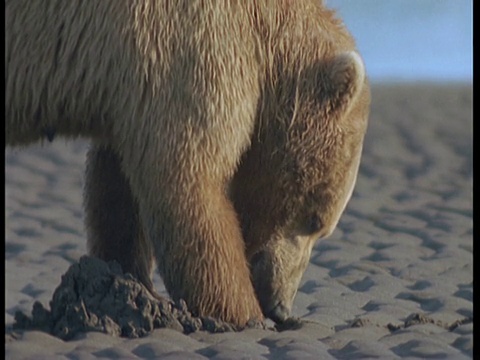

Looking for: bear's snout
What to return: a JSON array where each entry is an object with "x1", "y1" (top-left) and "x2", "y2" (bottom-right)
[
  {"x1": 266, "y1": 303, "x2": 291, "y2": 324},
  {"x1": 250, "y1": 248, "x2": 299, "y2": 324}
]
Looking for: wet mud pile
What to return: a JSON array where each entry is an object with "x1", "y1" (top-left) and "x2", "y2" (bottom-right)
[{"x1": 13, "y1": 256, "x2": 266, "y2": 340}]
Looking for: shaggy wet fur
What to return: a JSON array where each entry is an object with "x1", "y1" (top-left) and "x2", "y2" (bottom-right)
[{"x1": 6, "y1": 0, "x2": 370, "y2": 326}]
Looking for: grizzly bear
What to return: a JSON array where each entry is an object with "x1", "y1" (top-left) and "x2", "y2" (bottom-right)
[{"x1": 6, "y1": 0, "x2": 370, "y2": 327}]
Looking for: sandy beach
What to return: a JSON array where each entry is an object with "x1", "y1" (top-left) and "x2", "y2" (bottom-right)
[{"x1": 5, "y1": 83, "x2": 473, "y2": 359}]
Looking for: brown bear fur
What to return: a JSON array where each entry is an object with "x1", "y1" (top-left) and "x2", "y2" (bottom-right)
[
  {"x1": 232, "y1": 50, "x2": 370, "y2": 322},
  {"x1": 6, "y1": 0, "x2": 370, "y2": 326}
]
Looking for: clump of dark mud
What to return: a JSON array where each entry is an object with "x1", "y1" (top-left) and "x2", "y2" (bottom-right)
[{"x1": 13, "y1": 256, "x2": 266, "y2": 340}]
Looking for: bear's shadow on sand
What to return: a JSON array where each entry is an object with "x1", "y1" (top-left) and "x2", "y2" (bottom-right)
[{"x1": 12, "y1": 256, "x2": 278, "y2": 340}]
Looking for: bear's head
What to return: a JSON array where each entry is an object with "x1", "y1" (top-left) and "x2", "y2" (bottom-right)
[{"x1": 232, "y1": 51, "x2": 370, "y2": 324}]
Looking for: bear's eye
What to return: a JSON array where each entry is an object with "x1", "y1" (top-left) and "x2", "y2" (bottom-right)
[{"x1": 305, "y1": 214, "x2": 323, "y2": 235}]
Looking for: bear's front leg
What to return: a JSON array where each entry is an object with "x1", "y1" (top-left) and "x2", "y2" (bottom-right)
[
  {"x1": 84, "y1": 144, "x2": 156, "y2": 295},
  {"x1": 119, "y1": 141, "x2": 264, "y2": 327}
]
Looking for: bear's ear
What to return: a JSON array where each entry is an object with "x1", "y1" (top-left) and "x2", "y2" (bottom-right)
[{"x1": 314, "y1": 51, "x2": 366, "y2": 117}]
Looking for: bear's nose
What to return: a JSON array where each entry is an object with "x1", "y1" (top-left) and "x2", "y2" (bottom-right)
[{"x1": 266, "y1": 303, "x2": 290, "y2": 324}]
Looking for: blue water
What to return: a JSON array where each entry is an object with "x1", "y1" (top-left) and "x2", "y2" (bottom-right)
[{"x1": 326, "y1": 0, "x2": 473, "y2": 83}]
